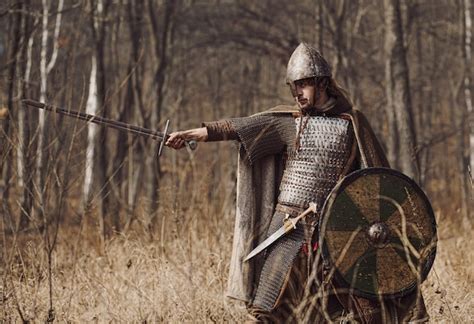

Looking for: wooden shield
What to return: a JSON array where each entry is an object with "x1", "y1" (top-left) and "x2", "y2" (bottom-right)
[{"x1": 319, "y1": 168, "x2": 437, "y2": 299}]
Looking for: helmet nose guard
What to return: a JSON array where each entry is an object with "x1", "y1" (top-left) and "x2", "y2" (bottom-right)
[{"x1": 286, "y1": 43, "x2": 332, "y2": 94}]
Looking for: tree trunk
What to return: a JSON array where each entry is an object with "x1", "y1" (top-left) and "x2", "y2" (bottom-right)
[
  {"x1": 413, "y1": 13, "x2": 430, "y2": 187},
  {"x1": 383, "y1": 0, "x2": 419, "y2": 180},
  {"x1": 17, "y1": 3, "x2": 35, "y2": 230},
  {"x1": 461, "y1": 0, "x2": 473, "y2": 220},
  {"x1": 146, "y1": 0, "x2": 176, "y2": 235},
  {"x1": 111, "y1": 0, "x2": 146, "y2": 232},
  {"x1": 1, "y1": 1, "x2": 23, "y2": 230},
  {"x1": 317, "y1": 0, "x2": 324, "y2": 54},
  {"x1": 90, "y1": 0, "x2": 112, "y2": 236},
  {"x1": 35, "y1": 0, "x2": 64, "y2": 221},
  {"x1": 83, "y1": 55, "x2": 99, "y2": 213}
]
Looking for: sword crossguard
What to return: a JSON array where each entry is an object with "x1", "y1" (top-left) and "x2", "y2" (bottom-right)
[
  {"x1": 158, "y1": 119, "x2": 170, "y2": 156},
  {"x1": 309, "y1": 202, "x2": 317, "y2": 213},
  {"x1": 289, "y1": 218, "x2": 297, "y2": 229},
  {"x1": 283, "y1": 213, "x2": 297, "y2": 229}
]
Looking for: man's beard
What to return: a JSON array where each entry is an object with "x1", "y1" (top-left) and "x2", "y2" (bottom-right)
[
  {"x1": 297, "y1": 98, "x2": 311, "y2": 109},
  {"x1": 298, "y1": 94, "x2": 318, "y2": 112},
  {"x1": 299, "y1": 89, "x2": 323, "y2": 113}
]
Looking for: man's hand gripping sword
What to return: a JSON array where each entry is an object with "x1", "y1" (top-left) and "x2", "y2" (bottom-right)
[{"x1": 244, "y1": 202, "x2": 317, "y2": 262}]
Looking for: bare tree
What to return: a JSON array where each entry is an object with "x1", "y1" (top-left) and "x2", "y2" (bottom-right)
[
  {"x1": 384, "y1": 0, "x2": 419, "y2": 179},
  {"x1": 1, "y1": 1, "x2": 24, "y2": 231},
  {"x1": 145, "y1": 0, "x2": 176, "y2": 234},
  {"x1": 82, "y1": 55, "x2": 99, "y2": 217},
  {"x1": 35, "y1": 0, "x2": 64, "y2": 221},
  {"x1": 16, "y1": 3, "x2": 36, "y2": 230},
  {"x1": 113, "y1": 0, "x2": 147, "y2": 231},
  {"x1": 90, "y1": 0, "x2": 112, "y2": 236},
  {"x1": 325, "y1": 0, "x2": 364, "y2": 106},
  {"x1": 461, "y1": 0, "x2": 473, "y2": 219}
]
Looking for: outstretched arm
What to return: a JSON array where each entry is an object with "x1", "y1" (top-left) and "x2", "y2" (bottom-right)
[
  {"x1": 166, "y1": 120, "x2": 239, "y2": 150},
  {"x1": 166, "y1": 127, "x2": 208, "y2": 150}
]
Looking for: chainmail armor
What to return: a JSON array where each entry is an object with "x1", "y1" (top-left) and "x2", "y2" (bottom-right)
[
  {"x1": 229, "y1": 115, "x2": 296, "y2": 165},
  {"x1": 278, "y1": 116, "x2": 353, "y2": 209},
  {"x1": 253, "y1": 116, "x2": 353, "y2": 311},
  {"x1": 252, "y1": 208, "x2": 306, "y2": 311}
]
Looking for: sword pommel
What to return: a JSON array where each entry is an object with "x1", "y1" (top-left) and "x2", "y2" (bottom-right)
[{"x1": 187, "y1": 140, "x2": 198, "y2": 150}]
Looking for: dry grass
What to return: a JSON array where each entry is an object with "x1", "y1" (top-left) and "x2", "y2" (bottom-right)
[
  {"x1": 1, "y1": 210, "x2": 473, "y2": 322},
  {"x1": 422, "y1": 217, "x2": 474, "y2": 323},
  {"x1": 2, "y1": 228, "x2": 247, "y2": 322}
]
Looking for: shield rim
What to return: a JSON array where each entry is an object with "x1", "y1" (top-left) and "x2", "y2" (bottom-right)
[{"x1": 318, "y1": 167, "x2": 437, "y2": 300}]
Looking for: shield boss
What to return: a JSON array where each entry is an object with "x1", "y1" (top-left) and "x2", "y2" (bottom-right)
[{"x1": 319, "y1": 168, "x2": 437, "y2": 299}]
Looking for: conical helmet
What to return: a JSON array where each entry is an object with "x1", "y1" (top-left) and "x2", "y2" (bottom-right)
[{"x1": 286, "y1": 43, "x2": 332, "y2": 88}]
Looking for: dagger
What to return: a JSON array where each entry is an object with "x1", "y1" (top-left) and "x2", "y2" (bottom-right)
[
  {"x1": 244, "y1": 202, "x2": 317, "y2": 262},
  {"x1": 22, "y1": 99, "x2": 197, "y2": 155}
]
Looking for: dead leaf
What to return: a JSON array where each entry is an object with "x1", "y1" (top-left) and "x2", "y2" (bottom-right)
[{"x1": 0, "y1": 107, "x2": 8, "y2": 119}]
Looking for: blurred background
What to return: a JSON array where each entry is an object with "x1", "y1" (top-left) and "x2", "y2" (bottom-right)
[{"x1": 0, "y1": 0, "x2": 472, "y2": 322}]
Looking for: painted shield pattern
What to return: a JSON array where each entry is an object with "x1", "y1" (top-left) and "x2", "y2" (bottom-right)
[{"x1": 319, "y1": 168, "x2": 437, "y2": 299}]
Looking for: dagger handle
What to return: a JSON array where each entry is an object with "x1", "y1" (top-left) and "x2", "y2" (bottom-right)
[
  {"x1": 284, "y1": 202, "x2": 317, "y2": 231},
  {"x1": 294, "y1": 203, "x2": 317, "y2": 222}
]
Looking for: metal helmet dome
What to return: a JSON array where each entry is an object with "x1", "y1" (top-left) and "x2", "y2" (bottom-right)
[{"x1": 286, "y1": 43, "x2": 332, "y2": 88}]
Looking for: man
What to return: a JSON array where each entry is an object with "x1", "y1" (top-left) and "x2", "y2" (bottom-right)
[{"x1": 166, "y1": 43, "x2": 428, "y2": 323}]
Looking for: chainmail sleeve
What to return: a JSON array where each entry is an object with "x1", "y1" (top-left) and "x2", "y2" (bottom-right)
[
  {"x1": 202, "y1": 114, "x2": 295, "y2": 164},
  {"x1": 202, "y1": 120, "x2": 239, "y2": 141},
  {"x1": 229, "y1": 114, "x2": 295, "y2": 165}
]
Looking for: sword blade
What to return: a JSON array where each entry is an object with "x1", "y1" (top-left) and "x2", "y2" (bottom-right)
[
  {"x1": 22, "y1": 99, "x2": 166, "y2": 141},
  {"x1": 244, "y1": 226, "x2": 289, "y2": 262}
]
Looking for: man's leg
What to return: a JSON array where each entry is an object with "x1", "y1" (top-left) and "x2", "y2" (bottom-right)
[{"x1": 246, "y1": 252, "x2": 307, "y2": 323}]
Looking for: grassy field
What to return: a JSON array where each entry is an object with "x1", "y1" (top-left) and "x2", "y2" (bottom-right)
[
  {"x1": 1, "y1": 210, "x2": 472, "y2": 322},
  {"x1": 422, "y1": 218, "x2": 473, "y2": 323}
]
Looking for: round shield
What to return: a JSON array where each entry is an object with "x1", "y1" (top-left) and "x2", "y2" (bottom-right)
[{"x1": 319, "y1": 168, "x2": 437, "y2": 299}]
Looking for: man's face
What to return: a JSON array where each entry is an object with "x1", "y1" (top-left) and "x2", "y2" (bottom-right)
[{"x1": 293, "y1": 78, "x2": 317, "y2": 110}]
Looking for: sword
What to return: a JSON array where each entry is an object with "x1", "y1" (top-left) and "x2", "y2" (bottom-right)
[
  {"x1": 22, "y1": 99, "x2": 197, "y2": 155},
  {"x1": 244, "y1": 202, "x2": 317, "y2": 262}
]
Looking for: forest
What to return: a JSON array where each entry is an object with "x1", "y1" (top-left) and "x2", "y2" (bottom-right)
[{"x1": 0, "y1": 0, "x2": 472, "y2": 322}]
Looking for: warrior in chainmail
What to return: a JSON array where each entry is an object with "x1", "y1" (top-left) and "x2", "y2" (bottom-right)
[{"x1": 166, "y1": 43, "x2": 428, "y2": 323}]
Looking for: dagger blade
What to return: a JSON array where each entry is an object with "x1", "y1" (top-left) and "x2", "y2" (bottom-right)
[
  {"x1": 243, "y1": 224, "x2": 291, "y2": 262},
  {"x1": 244, "y1": 202, "x2": 317, "y2": 262}
]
